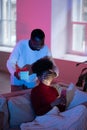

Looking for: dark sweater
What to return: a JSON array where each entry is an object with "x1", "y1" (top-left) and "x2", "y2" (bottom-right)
[{"x1": 31, "y1": 82, "x2": 59, "y2": 116}]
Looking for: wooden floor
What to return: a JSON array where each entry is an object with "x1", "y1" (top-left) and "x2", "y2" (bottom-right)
[{"x1": 0, "y1": 71, "x2": 11, "y2": 94}]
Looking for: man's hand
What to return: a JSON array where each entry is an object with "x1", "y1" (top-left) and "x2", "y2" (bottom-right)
[
  {"x1": 23, "y1": 64, "x2": 32, "y2": 74},
  {"x1": 15, "y1": 64, "x2": 29, "y2": 79},
  {"x1": 14, "y1": 71, "x2": 20, "y2": 79}
]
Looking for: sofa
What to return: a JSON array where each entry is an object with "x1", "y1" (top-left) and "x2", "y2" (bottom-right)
[
  {"x1": 0, "y1": 83, "x2": 87, "y2": 130},
  {"x1": 0, "y1": 89, "x2": 33, "y2": 130}
]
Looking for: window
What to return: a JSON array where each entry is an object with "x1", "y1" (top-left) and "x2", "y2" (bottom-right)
[
  {"x1": 70, "y1": 0, "x2": 87, "y2": 55},
  {"x1": 0, "y1": 0, "x2": 16, "y2": 48},
  {"x1": 51, "y1": 0, "x2": 87, "y2": 61}
]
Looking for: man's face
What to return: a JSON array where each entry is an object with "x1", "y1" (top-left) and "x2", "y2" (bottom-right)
[{"x1": 30, "y1": 38, "x2": 44, "y2": 51}]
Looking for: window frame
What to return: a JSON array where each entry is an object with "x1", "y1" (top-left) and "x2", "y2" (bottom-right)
[{"x1": 68, "y1": 0, "x2": 87, "y2": 56}]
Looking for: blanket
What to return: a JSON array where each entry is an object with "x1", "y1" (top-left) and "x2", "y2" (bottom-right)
[{"x1": 20, "y1": 105, "x2": 87, "y2": 130}]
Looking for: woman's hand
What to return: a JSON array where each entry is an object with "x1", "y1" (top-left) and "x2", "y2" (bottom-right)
[
  {"x1": 51, "y1": 97, "x2": 61, "y2": 107},
  {"x1": 51, "y1": 90, "x2": 66, "y2": 107}
]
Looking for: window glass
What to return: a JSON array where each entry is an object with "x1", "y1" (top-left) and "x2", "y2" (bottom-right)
[
  {"x1": 72, "y1": 0, "x2": 87, "y2": 22},
  {"x1": 72, "y1": 24, "x2": 86, "y2": 52},
  {"x1": 71, "y1": 0, "x2": 87, "y2": 54},
  {"x1": 0, "y1": 0, "x2": 16, "y2": 47}
]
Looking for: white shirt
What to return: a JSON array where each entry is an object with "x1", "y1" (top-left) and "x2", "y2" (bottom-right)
[{"x1": 7, "y1": 39, "x2": 53, "y2": 86}]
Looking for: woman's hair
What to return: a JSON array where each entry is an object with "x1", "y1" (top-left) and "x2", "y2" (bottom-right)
[
  {"x1": 31, "y1": 29, "x2": 45, "y2": 41},
  {"x1": 32, "y1": 58, "x2": 53, "y2": 77},
  {"x1": 39, "y1": 70, "x2": 57, "y2": 81}
]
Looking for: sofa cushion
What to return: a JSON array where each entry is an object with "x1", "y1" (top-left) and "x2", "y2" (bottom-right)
[
  {"x1": 8, "y1": 93, "x2": 35, "y2": 128},
  {"x1": 66, "y1": 83, "x2": 76, "y2": 107},
  {"x1": 0, "y1": 97, "x2": 9, "y2": 130},
  {"x1": 67, "y1": 88, "x2": 87, "y2": 109}
]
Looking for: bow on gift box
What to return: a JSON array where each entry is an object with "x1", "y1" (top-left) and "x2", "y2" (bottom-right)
[
  {"x1": 16, "y1": 64, "x2": 28, "y2": 73},
  {"x1": 14, "y1": 64, "x2": 29, "y2": 79}
]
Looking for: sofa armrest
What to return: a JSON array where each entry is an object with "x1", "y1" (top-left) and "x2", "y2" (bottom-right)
[
  {"x1": 81, "y1": 102, "x2": 87, "y2": 108},
  {"x1": 0, "y1": 112, "x2": 4, "y2": 130}
]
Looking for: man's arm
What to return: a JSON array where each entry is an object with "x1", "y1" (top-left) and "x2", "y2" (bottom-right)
[{"x1": 6, "y1": 42, "x2": 21, "y2": 75}]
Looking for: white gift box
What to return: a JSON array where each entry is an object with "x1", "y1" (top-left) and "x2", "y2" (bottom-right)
[{"x1": 19, "y1": 71, "x2": 29, "y2": 81}]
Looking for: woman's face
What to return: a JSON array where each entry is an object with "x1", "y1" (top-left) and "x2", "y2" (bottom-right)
[
  {"x1": 43, "y1": 76, "x2": 54, "y2": 86},
  {"x1": 41, "y1": 71, "x2": 57, "y2": 86}
]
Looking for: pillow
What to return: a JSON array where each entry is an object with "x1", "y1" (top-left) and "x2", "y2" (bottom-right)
[
  {"x1": 47, "y1": 106, "x2": 60, "y2": 115},
  {"x1": 52, "y1": 83, "x2": 76, "y2": 108},
  {"x1": 8, "y1": 94, "x2": 36, "y2": 128},
  {"x1": 0, "y1": 97, "x2": 9, "y2": 130},
  {"x1": 35, "y1": 106, "x2": 60, "y2": 123},
  {"x1": 67, "y1": 88, "x2": 87, "y2": 109},
  {"x1": 66, "y1": 83, "x2": 76, "y2": 107}
]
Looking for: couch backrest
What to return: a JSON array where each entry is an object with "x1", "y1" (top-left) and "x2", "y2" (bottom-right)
[
  {"x1": 0, "y1": 89, "x2": 35, "y2": 129},
  {"x1": 1, "y1": 89, "x2": 32, "y2": 100}
]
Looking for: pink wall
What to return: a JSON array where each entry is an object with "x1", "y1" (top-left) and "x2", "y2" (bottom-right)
[
  {"x1": 17, "y1": 0, "x2": 51, "y2": 48},
  {"x1": 54, "y1": 59, "x2": 87, "y2": 85},
  {"x1": 16, "y1": 0, "x2": 87, "y2": 85}
]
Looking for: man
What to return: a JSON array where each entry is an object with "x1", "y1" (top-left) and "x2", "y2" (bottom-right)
[{"x1": 7, "y1": 28, "x2": 59, "y2": 91}]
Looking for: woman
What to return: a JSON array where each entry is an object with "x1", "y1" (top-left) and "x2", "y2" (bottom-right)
[{"x1": 31, "y1": 58, "x2": 66, "y2": 116}]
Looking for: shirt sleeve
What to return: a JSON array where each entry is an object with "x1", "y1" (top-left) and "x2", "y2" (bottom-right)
[{"x1": 6, "y1": 42, "x2": 21, "y2": 75}]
